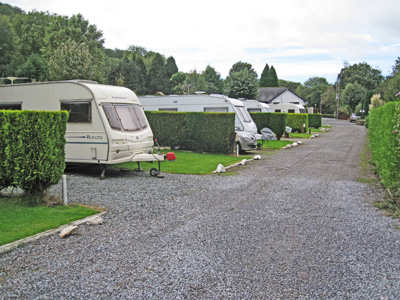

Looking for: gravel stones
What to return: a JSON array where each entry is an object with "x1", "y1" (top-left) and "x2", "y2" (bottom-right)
[{"x1": 1, "y1": 119, "x2": 400, "y2": 299}]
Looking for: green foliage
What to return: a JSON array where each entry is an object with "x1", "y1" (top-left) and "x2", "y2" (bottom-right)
[
  {"x1": 341, "y1": 82, "x2": 366, "y2": 111},
  {"x1": 250, "y1": 112, "x2": 270, "y2": 133},
  {"x1": 170, "y1": 72, "x2": 187, "y2": 95},
  {"x1": 308, "y1": 114, "x2": 322, "y2": 128},
  {"x1": 337, "y1": 61, "x2": 383, "y2": 92},
  {"x1": 145, "y1": 111, "x2": 236, "y2": 154},
  {"x1": 16, "y1": 54, "x2": 48, "y2": 81},
  {"x1": 278, "y1": 79, "x2": 301, "y2": 91},
  {"x1": 268, "y1": 113, "x2": 287, "y2": 140},
  {"x1": 147, "y1": 53, "x2": 172, "y2": 94},
  {"x1": 266, "y1": 66, "x2": 279, "y2": 87},
  {"x1": 259, "y1": 63, "x2": 269, "y2": 87},
  {"x1": 48, "y1": 40, "x2": 98, "y2": 80},
  {"x1": 183, "y1": 69, "x2": 207, "y2": 94},
  {"x1": 225, "y1": 68, "x2": 258, "y2": 99},
  {"x1": 368, "y1": 101, "x2": 400, "y2": 191},
  {"x1": 287, "y1": 113, "x2": 309, "y2": 133},
  {"x1": 0, "y1": 15, "x2": 15, "y2": 77},
  {"x1": 0, "y1": 110, "x2": 68, "y2": 195},
  {"x1": 202, "y1": 65, "x2": 224, "y2": 94}
]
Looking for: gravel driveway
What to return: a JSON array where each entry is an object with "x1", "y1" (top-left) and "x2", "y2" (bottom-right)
[{"x1": 1, "y1": 119, "x2": 400, "y2": 299}]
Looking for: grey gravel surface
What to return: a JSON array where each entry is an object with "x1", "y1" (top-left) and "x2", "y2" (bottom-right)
[{"x1": 1, "y1": 119, "x2": 400, "y2": 299}]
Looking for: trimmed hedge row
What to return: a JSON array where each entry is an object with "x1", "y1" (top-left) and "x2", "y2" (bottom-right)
[
  {"x1": 0, "y1": 110, "x2": 68, "y2": 194},
  {"x1": 287, "y1": 113, "x2": 309, "y2": 133},
  {"x1": 250, "y1": 112, "x2": 287, "y2": 140},
  {"x1": 145, "y1": 111, "x2": 236, "y2": 154},
  {"x1": 308, "y1": 114, "x2": 322, "y2": 128},
  {"x1": 368, "y1": 101, "x2": 400, "y2": 190}
]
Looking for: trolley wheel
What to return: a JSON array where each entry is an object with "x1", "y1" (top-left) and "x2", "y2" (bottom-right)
[{"x1": 150, "y1": 168, "x2": 160, "y2": 177}]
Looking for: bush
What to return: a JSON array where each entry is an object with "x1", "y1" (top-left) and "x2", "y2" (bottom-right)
[
  {"x1": 145, "y1": 111, "x2": 236, "y2": 154},
  {"x1": 322, "y1": 114, "x2": 335, "y2": 118},
  {"x1": 308, "y1": 114, "x2": 322, "y2": 128},
  {"x1": 0, "y1": 110, "x2": 68, "y2": 195},
  {"x1": 368, "y1": 101, "x2": 400, "y2": 190},
  {"x1": 268, "y1": 113, "x2": 287, "y2": 140},
  {"x1": 250, "y1": 112, "x2": 270, "y2": 134},
  {"x1": 287, "y1": 113, "x2": 309, "y2": 133}
]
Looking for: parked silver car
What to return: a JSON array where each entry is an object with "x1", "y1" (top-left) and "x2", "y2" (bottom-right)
[{"x1": 350, "y1": 113, "x2": 358, "y2": 122}]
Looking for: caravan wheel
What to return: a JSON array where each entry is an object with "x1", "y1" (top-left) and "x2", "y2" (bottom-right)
[{"x1": 150, "y1": 168, "x2": 160, "y2": 177}]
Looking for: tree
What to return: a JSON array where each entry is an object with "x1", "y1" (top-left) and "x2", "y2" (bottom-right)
[
  {"x1": 278, "y1": 79, "x2": 301, "y2": 91},
  {"x1": 147, "y1": 53, "x2": 169, "y2": 94},
  {"x1": 321, "y1": 85, "x2": 337, "y2": 114},
  {"x1": 304, "y1": 77, "x2": 329, "y2": 88},
  {"x1": 341, "y1": 82, "x2": 366, "y2": 112},
  {"x1": 225, "y1": 68, "x2": 258, "y2": 99},
  {"x1": 0, "y1": 15, "x2": 15, "y2": 77},
  {"x1": 202, "y1": 65, "x2": 223, "y2": 94},
  {"x1": 165, "y1": 56, "x2": 178, "y2": 78},
  {"x1": 259, "y1": 63, "x2": 269, "y2": 87},
  {"x1": 170, "y1": 72, "x2": 187, "y2": 94},
  {"x1": 17, "y1": 54, "x2": 48, "y2": 81},
  {"x1": 265, "y1": 65, "x2": 278, "y2": 87},
  {"x1": 183, "y1": 69, "x2": 207, "y2": 94},
  {"x1": 337, "y1": 61, "x2": 383, "y2": 91},
  {"x1": 48, "y1": 40, "x2": 98, "y2": 80},
  {"x1": 229, "y1": 61, "x2": 258, "y2": 78}
]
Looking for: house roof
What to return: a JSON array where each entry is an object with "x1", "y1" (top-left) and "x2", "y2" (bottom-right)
[
  {"x1": 257, "y1": 87, "x2": 306, "y2": 104},
  {"x1": 258, "y1": 88, "x2": 287, "y2": 103}
]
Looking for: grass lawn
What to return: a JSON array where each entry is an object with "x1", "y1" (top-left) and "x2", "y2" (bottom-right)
[
  {"x1": 258, "y1": 140, "x2": 293, "y2": 149},
  {"x1": 114, "y1": 150, "x2": 253, "y2": 175},
  {"x1": 288, "y1": 132, "x2": 313, "y2": 139},
  {"x1": 0, "y1": 198, "x2": 99, "y2": 246}
]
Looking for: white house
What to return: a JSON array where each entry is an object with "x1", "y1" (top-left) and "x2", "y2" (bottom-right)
[{"x1": 258, "y1": 88, "x2": 306, "y2": 106}]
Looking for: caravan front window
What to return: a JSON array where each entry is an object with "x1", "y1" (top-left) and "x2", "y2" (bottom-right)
[
  {"x1": 0, "y1": 103, "x2": 21, "y2": 110},
  {"x1": 103, "y1": 104, "x2": 148, "y2": 132}
]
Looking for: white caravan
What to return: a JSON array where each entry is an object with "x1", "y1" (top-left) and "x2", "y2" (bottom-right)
[
  {"x1": 139, "y1": 94, "x2": 258, "y2": 152},
  {"x1": 269, "y1": 103, "x2": 307, "y2": 114},
  {"x1": 0, "y1": 80, "x2": 166, "y2": 177},
  {"x1": 241, "y1": 99, "x2": 272, "y2": 113}
]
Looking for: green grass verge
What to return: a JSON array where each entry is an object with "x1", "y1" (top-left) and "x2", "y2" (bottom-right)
[
  {"x1": 288, "y1": 132, "x2": 312, "y2": 138},
  {"x1": 114, "y1": 150, "x2": 253, "y2": 175},
  {"x1": 0, "y1": 198, "x2": 99, "y2": 246},
  {"x1": 258, "y1": 140, "x2": 293, "y2": 149}
]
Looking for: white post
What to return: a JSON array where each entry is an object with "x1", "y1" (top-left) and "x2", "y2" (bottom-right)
[
  {"x1": 236, "y1": 144, "x2": 240, "y2": 157},
  {"x1": 62, "y1": 175, "x2": 68, "y2": 206}
]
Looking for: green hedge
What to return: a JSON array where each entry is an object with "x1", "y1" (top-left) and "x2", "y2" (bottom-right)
[
  {"x1": 308, "y1": 114, "x2": 322, "y2": 128},
  {"x1": 250, "y1": 112, "x2": 287, "y2": 140},
  {"x1": 368, "y1": 102, "x2": 400, "y2": 190},
  {"x1": 145, "y1": 111, "x2": 236, "y2": 154},
  {"x1": 287, "y1": 113, "x2": 309, "y2": 133},
  {"x1": 0, "y1": 110, "x2": 68, "y2": 194},
  {"x1": 322, "y1": 114, "x2": 335, "y2": 118}
]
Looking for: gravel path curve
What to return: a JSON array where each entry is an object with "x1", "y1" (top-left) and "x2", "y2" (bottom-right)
[{"x1": 1, "y1": 119, "x2": 400, "y2": 299}]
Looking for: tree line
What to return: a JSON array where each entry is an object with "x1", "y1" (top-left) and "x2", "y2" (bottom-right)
[{"x1": 1, "y1": 3, "x2": 399, "y2": 115}]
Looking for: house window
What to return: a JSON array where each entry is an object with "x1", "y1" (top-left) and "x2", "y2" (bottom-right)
[
  {"x1": 61, "y1": 100, "x2": 91, "y2": 123},
  {"x1": 0, "y1": 103, "x2": 22, "y2": 110}
]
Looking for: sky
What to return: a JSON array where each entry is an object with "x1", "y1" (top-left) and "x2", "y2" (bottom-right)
[{"x1": 4, "y1": 0, "x2": 400, "y2": 84}]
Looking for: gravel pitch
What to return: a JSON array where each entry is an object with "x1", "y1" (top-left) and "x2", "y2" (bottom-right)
[{"x1": 1, "y1": 118, "x2": 400, "y2": 299}]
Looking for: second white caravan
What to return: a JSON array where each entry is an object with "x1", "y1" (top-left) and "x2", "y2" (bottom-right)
[
  {"x1": 139, "y1": 94, "x2": 258, "y2": 152},
  {"x1": 268, "y1": 103, "x2": 306, "y2": 114}
]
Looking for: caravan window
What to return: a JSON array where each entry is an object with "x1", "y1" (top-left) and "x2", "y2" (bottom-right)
[
  {"x1": 103, "y1": 104, "x2": 148, "y2": 132},
  {"x1": 248, "y1": 108, "x2": 261, "y2": 113},
  {"x1": 61, "y1": 101, "x2": 91, "y2": 123},
  {"x1": 235, "y1": 106, "x2": 253, "y2": 123},
  {"x1": 0, "y1": 103, "x2": 22, "y2": 110},
  {"x1": 288, "y1": 109, "x2": 295, "y2": 113},
  {"x1": 204, "y1": 107, "x2": 228, "y2": 112}
]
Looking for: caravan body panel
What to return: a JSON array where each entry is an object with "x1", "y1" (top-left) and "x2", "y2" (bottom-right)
[
  {"x1": 0, "y1": 81, "x2": 161, "y2": 165},
  {"x1": 139, "y1": 94, "x2": 258, "y2": 151}
]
